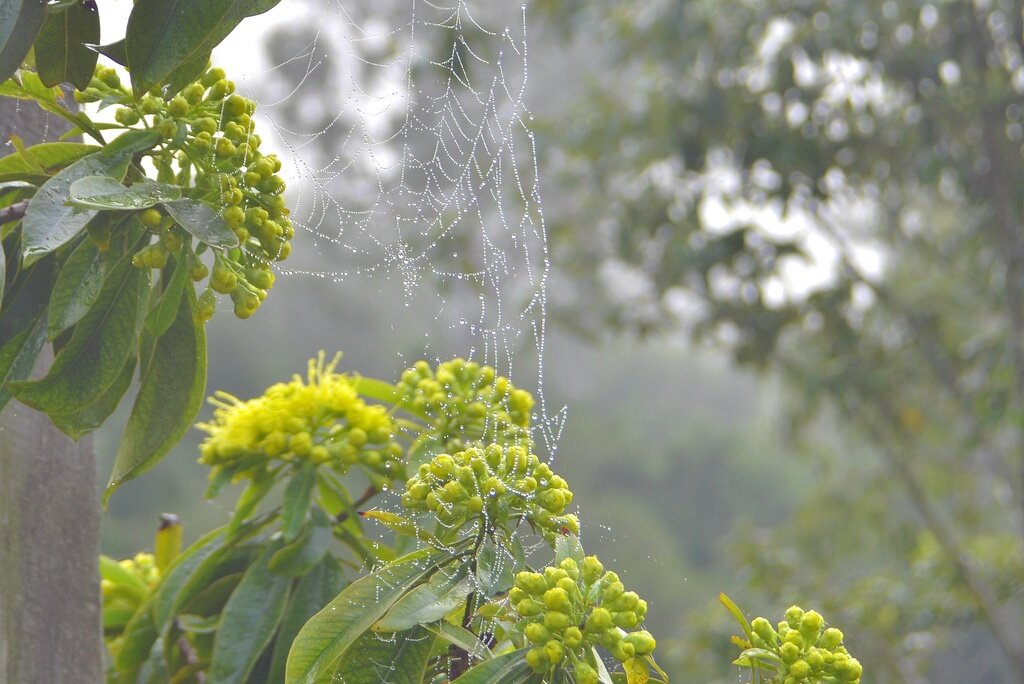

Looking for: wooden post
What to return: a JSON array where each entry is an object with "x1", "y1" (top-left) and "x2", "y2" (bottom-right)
[{"x1": 0, "y1": 96, "x2": 103, "y2": 683}]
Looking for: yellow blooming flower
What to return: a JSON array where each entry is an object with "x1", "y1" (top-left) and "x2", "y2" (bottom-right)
[{"x1": 197, "y1": 352, "x2": 402, "y2": 481}]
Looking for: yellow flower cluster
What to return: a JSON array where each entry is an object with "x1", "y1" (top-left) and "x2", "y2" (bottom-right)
[{"x1": 197, "y1": 352, "x2": 403, "y2": 481}]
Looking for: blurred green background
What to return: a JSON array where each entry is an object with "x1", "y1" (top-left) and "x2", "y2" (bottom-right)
[{"x1": 96, "y1": 1, "x2": 1024, "y2": 682}]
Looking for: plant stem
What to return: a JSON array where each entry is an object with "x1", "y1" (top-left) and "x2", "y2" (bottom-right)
[{"x1": 0, "y1": 200, "x2": 29, "y2": 226}]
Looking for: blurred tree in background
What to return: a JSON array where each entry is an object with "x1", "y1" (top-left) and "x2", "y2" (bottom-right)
[{"x1": 536, "y1": 0, "x2": 1024, "y2": 681}]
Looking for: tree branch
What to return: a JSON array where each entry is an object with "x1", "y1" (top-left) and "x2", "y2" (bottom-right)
[{"x1": 0, "y1": 200, "x2": 29, "y2": 226}]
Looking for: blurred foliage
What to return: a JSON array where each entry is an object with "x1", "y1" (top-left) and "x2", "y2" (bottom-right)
[{"x1": 536, "y1": 0, "x2": 1024, "y2": 681}]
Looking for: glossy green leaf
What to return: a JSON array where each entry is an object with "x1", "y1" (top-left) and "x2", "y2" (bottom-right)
[
  {"x1": 208, "y1": 540, "x2": 292, "y2": 684},
  {"x1": 282, "y1": 461, "x2": 317, "y2": 542},
  {"x1": 9, "y1": 247, "x2": 148, "y2": 416},
  {"x1": 150, "y1": 527, "x2": 228, "y2": 631},
  {"x1": 423, "y1": 622, "x2": 493, "y2": 661},
  {"x1": 113, "y1": 597, "x2": 159, "y2": 677},
  {"x1": 0, "y1": 260, "x2": 53, "y2": 411},
  {"x1": 266, "y1": 554, "x2": 347, "y2": 683},
  {"x1": 46, "y1": 235, "x2": 104, "y2": 338},
  {"x1": 0, "y1": 141, "x2": 99, "y2": 183},
  {"x1": 373, "y1": 564, "x2": 472, "y2": 633},
  {"x1": 334, "y1": 626, "x2": 437, "y2": 684},
  {"x1": 167, "y1": 49, "x2": 210, "y2": 95},
  {"x1": 69, "y1": 175, "x2": 182, "y2": 210},
  {"x1": 49, "y1": 355, "x2": 135, "y2": 439},
  {"x1": 143, "y1": 250, "x2": 187, "y2": 337},
  {"x1": 33, "y1": 0, "x2": 100, "y2": 89},
  {"x1": 451, "y1": 648, "x2": 532, "y2": 684},
  {"x1": 476, "y1": 537, "x2": 515, "y2": 597},
  {"x1": 285, "y1": 546, "x2": 455, "y2": 684},
  {"x1": 0, "y1": 0, "x2": 46, "y2": 82},
  {"x1": 88, "y1": 38, "x2": 126, "y2": 65},
  {"x1": 105, "y1": 283, "x2": 206, "y2": 500},
  {"x1": 268, "y1": 509, "x2": 334, "y2": 577},
  {"x1": 0, "y1": 71, "x2": 105, "y2": 143},
  {"x1": 20, "y1": 131, "x2": 160, "y2": 264},
  {"x1": 125, "y1": 0, "x2": 282, "y2": 96},
  {"x1": 162, "y1": 198, "x2": 238, "y2": 248}
]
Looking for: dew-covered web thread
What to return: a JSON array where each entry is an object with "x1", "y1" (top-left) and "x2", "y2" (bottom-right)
[{"x1": 234, "y1": 1, "x2": 566, "y2": 678}]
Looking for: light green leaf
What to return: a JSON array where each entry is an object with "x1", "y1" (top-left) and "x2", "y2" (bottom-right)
[
  {"x1": 0, "y1": 141, "x2": 99, "y2": 183},
  {"x1": 0, "y1": 0, "x2": 46, "y2": 82},
  {"x1": 268, "y1": 508, "x2": 334, "y2": 577},
  {"x1": 282, "y1": 461, "x2": 317, "y2": 542},
  {"x1": 150, "y1": 526, "x2": 228, "y2": 631},
  {"x1": 105, "y1": 283, "x2": 206, "y2": 500},
  {"x1": 99, "y1": 555, "x2": 150, "y2": 602},
  {"x1": 423, "y1": 622, "x2": 493, "y2": 661},
  {"x1": 208, "y1": 540, "x2": 292, "y2": 684},
  {"x1": 451, "y1": 648, "x2": 532, "y2": 684},
  {"x1": 46, "y1": 235, "x2": 105, "y2": 338},
  {"x1": 334, "y1": 626, "x2": 437, "y2": 684},
  {"x1": 49, "y1": 355, "x2": 135, "y2": 439},
  {"x1": 554, "y1": 534, "x2": 584, "y2": 567},
  {"x1": 9, "y1": 248, "x2": 149, "y2": 417},
  {"x1": 373, "y1": 564, "x2": 472, "y2": 632},
  {"x1": 0, "y1": 71, "x2": 105, "y2": 143},
  {"x1": 33, "y1": 0, "x2": 100, "y2": 90},
  {"x1": 266, "y1": 555, "x2": 347, "y2": 684},
  {"x1": 174, "y1": 613, "x2": 219, "y2": 634},
  {"x1": 143, "y1": 249, "x2": 188, "y2": 337},
  {"x1": 476, "y1": 537, "x2": 515, "y2": 597},
  {"x1": 125, "y1": 0, "x2": 282, "y2": 96},
  {"x1": 162, "y1": 198, "x2": 238, "y2": 248},
  {"x1": 285, "y1": 546, "x2": 455, "y2": 684},
  {"x1": 69, "y1": 175, "x2": 182, "y2": 210}
]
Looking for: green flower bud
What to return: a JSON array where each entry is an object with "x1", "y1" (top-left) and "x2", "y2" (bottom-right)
[
  {"x1": 140, "y1": 96, "x2": 162, "y2": 115},
  {"x1": 624, "y1": 630, "x2": 656, "y2": 656},
  {"x1": 574, "y1": 662, "x2": 599, "y2": 684},
  {"x1": 613, "y1": 591, "x2": 639, "y2": 613},
  {"x1": 524, "y1": 623, "x2": 549, "y2": 644},
  {"x1": 508, "y1": 587, "x2": 527, "y2": 605},
  {"x1": 167, "y1": 96, "x2": 189, "y2": 117},
  {"x1": 789, "y1": 660, "x2": 810, "y2": 678},
  {"x1": 542, "y1": 587, "x2": 570, "y2": 612},
  {"x1": 115, "y1": 108, "x2": 140, "y2": 126},
  {"x1": 785, "y1": 605, "x2": 804, "y2": 629},
  {"x1": 517, "y1": 599, "x2": 543, "y2": 617},
  {"x1": 612, "y1": 611, "x2": 638, "y2": 628},
  {"x1": 544, "y1": 567, "x2": 569, "y2": 587},
  {"x1": 563, "y1": 626, "x2": 583, "y2": 649},
  {"x1": 602, "y1": 581, "x2": 625, "y2": 604},
  {"x1": 752, "y1": 617, "x2": 776, "y2": 643},
  {"x1": 582, "y1": 556, "x2": 604, "y2": 585},
  {"x1": 543, "y1": 611, "x2": 571, "y2": 630},
  {"x1": 515, "y1": 572, "x2": 547, "y2": 596},
  {"x1": 140, "y1": 208, "x2": 163, "y2": 228},
  {"x1": 800, "y1": 610, "x2": 824, "y2": 643},
  {"x1": 543, "y1": 639, "x2": 564, "y2": 665},
  {"x1": 780, "y1": 641, "x2": 800, "y2": 664},
  {"x1": 202, "y1": 67, "x2": 226, "y2": 87},
  {"x1": 819, "y1": 627, "x2": 843, "y2": 650},
  {"x1": 586, "y1": 607, "x2": 612, "y2": 632},
  {"x1": 525, "y1": 647, "x2": 546, "y2": 673}
]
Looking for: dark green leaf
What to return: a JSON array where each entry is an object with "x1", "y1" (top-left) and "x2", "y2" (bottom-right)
[
  {"x1": 88, "y1": 38, "x2": 126, "y2": 65},
  {"x1": 0, "y1": 71, "x2": 105, "y2": 142},
  {"x1": 334, "y1": 626, "x2": 437, "y2": 684},
  {"x1": 282, "y1": 461, "x2": 317, "y2": 542},
  {"x1": 49, "y1": 355, "x2": 135, "y2": 439},
  {"x1": 373, "y1": 564, "x2": 472, "y2": 632},
  {"x1": 476, "y1": 537, "x2": 515, "y2": 598},
  {"x1": 0, "y1": 313, "x2": 47, "y2": 411},
  {"x1": 0, "y1": 141, "x2": 99, "y2": 183},
  {"x1": 9, "y1": 247, "x2": 148, "y2": 416},
  {"x1": 208, "y1": 540, "x2": 292, "y2": 684},
  {"x1": 105, "y1": 283, "x2": 206, "y2": 500},
  {"x1": 422, "y1": 623, "x2": 493, "y2": 661},
  {"x1": 20, "y1": 132, "x2": 159, "y2": 263},
  {"x1": 167, "y1": 49, "x2": 210, "y2": 95},
  {"x1": 33, "y1": 0, "x2": 100, "y2": 90},
  {"x1": 125, "y1": 0, "x2": 282, "y2": 96},
  {"x1": 46, "y1": 234, "x2": 104, "y2": 338},
  {"x1": 143, "y1": 249, "x2": 187, "y2": 336},
  {"x1": 451, "y1": 648, "x2": 532, "y2": 684},
  {"x1": 266, "y1": 555, "x2": 346, "y2": 683},
  {"x1": 285, "y1": 546, "x2": 456, "y2": 684},
  {"x1": 113, "y1": 598, "x2": 159, "y2": 677},
  {"x1": 69, "y1": 175, "x2": 181, "y2": 210},
  {"x1": 268, "y1": 509, "x2": 334, "y2": 577},
  {"x1": 0, "y1": 0, "x2": 46, "y2": 82},
  {"x1": 150, "y1": 527, "x2": 228, "y2": 631},
  {"x1": 162, "y1": 198, "x2": 238, "y2": 248}
]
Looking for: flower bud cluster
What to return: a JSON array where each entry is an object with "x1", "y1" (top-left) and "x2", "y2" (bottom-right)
[
  {"x1": 76, "y1": 65, "x2": 293, "y2": 322},
  {"x1": 101, "y1": 552, "x2": 160, "y2": 652},
  {"x1": 747, "y1": 606, "x2": 862, "y2": 684},
  {"x1": 101, "y1": 552, "x2": 160, "y2": 599},
  {"x1": 197, "y1": 353, "x2": 403, "y2": 483},
  {"x1": 401, "y1": 444, "x2": 576, "y2": 541},
  {"x1": 397, "y1": 359, "x2": 533, "y2": 450},
  {"x1": 510, "y1": 556, "x2": 654, "y2": 680}
]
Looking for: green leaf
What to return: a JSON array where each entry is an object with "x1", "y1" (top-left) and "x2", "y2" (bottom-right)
[
  {"x1": 373, "y1": 564, "x2": 472, "y2": 632},
  {"x1": 33, "y1": 0, "x2": 100, "y2": 90},
  {"x1": 554, "y1": 534, "x2": 584, "y2": 567},
  {"x1": 266, "y1": 555, "x2": 347, "y2": 684},
  {"x1": 334, "y1": 626, "x2": 437, "y2": 684},
  {"x1": 422, "y1": 622, "x2": 493, "y2": 661},
  {"x1": 9, "y1": 247, "x2": 148, "y2": 417},
  {"x1": 0, "y1": 264, "x2": 52, "y2": 411},
  {"x1": 88, "y1": 38, "x2": 126, "y2": 66},
  {"x1": 125, "y1": 0, "x2": 282, "y2": 96},
  {"x1": 451, "y1": 648, "x2": 532, "y2": 684},
  {"x1": 476, "y1": 537, "x2": 515, "y2": 598},
  {"x1": 719, "y1": 593, "x2": 754, "y2": 643},
  {"x1": 21, "y1": 132, "x2": 161, "y2": 264},
  {"x1": 285, "y1": 546, "x2": 456, "y2": 684},
  {"x1": 105, "y1": 283, "x2": 206, "y2": 501},
  {"x1": 46, "y1": 234, "x2": 104, "y2": 338},
  {"x1": 162, "y1": 198, "x2": 238, "y2": 248},
  {"x1": 150, "y1": 527, "x2": 229, "y2": 631},
  {"x1": 99, "y1": 555, "x2": 150, "y2": 601},
  {"x1": 282, "y1": 461, "x2": 317, "y2": 542},
  {"x1": 167, "y1": 49, "x2": 210, "y2": 95},
  {"x1": 49, "y1": 355, "x2": 135, "y2": 439},
  {"x1": 0, "y1": 141, "x2": 99, "y2": 183},
  {"x1": 0, "y1": 71, "x2": 105, "y2": 143},
  {"x1": 69, "y1": 175, "x2": 182, "y2": 210},
  {"x1": 0, "y1": 0, "x2": 46, "y2": 82},
  {"x1": 352, "y1": 376, "x2": 403, "y2": 406},
  {"x1": 208, "y1": 540, "x2": 292, "y2": 684},
  {"x1": 174, "y1": 613, "x2": 219, "y2": 634},
  {"x1": 143, "y1": 249, "x2": 187, "y2": 337},
  {"x1": 113, "y1": 597, "x2": 159, "y2": 677},
  {"x1": 268, "y1": 508, "x2": 333, "y2": 577}
]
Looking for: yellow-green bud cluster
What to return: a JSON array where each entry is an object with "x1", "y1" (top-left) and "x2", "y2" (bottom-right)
[
  {"x1": 512, "y1": 557, "x2": 654, "y2": 678},
  {"x1": 745, "y1": 606, "x2": 862, "y2": 684},
  {"x1": 77, "y1": 64, "x2": 292, "y2": 322},
  {"x1": 401, "y1": 445, "x2": 576, "y2": 541},
  {"x1": 197, "y1": 353, "x2": 403, "y2": 483},
  {"x1": 101, "y1": 552, "x2": 159, "y2": 648},
  {"x1": 397, "y1": 359, "x2": 534, "y2": 450}
]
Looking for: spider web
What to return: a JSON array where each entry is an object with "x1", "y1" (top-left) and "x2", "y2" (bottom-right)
[{"x1": 223, "y1": 1, "x2": 566, "y2": 678}]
